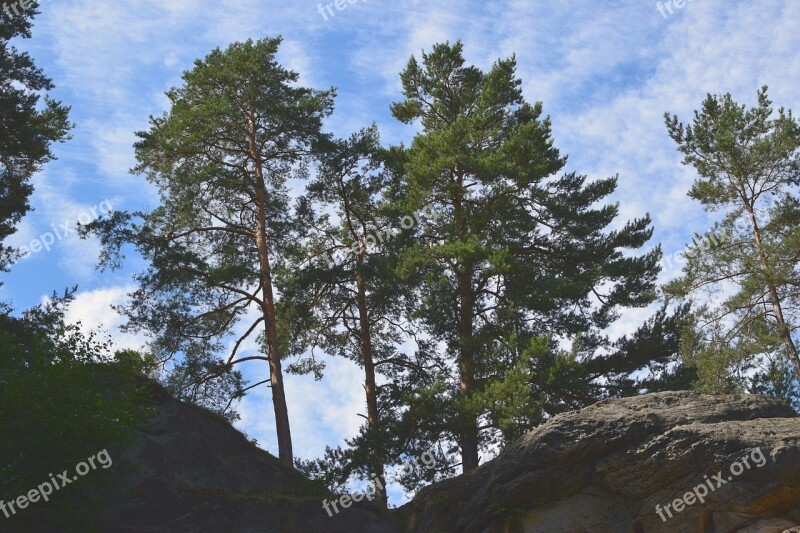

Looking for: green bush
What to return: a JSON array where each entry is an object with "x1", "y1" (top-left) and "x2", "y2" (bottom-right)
[{"x1": 0, "y1": 292, "x2": 153, "y2": 530}]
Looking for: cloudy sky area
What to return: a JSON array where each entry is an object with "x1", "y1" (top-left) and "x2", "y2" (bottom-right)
[{"x1": 4, "y1": 0, "x2": 799, "y2": 504}]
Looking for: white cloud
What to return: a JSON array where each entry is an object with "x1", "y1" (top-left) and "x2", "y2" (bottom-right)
[
  {"x1": 235, "y1": 355, "x2": 366, "y2": 461},
  {"x1": 63, "y1": 285, "x2": 148, "y2": 352}
]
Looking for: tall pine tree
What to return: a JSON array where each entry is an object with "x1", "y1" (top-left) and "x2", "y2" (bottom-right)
[
  {"x1": 85, "y1": 38, "x2": 333, "y2": 464},
  {"x1": 665, "y1": 87, "x2": 800, "y2": 396},
  {"x1": 391, "y1": 42, "x2": 663, "y2": 471},
  {"x1": 280, "y1": 127, "x2": 435, "y2": 505}
]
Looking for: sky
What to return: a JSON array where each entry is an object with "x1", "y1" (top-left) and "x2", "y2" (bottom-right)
[{"x1": 3, "y1": 0, "x2": 800, "y2": 505}]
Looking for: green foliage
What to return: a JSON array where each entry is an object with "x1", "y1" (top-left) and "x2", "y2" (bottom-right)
[
  {"x1": 0, "y1": 291, "x2": 152, "y2": 531},
  {"x1": 665, "y1": 87, "x2": 800, "y2": 210},
  {"x1": 295, "y1": 44, "x2": 693, "y2": 492},
  {"x1": 164, "y1": 350, "x2": 247, "y2": 423},
  {"x1": 385, "y1": 41, "x2": 672, "y2": 467},
  {"x1": 473, "y1": 336, "x2": 553, "y2": 443},
  {"x1": 677, "y1": 308, "x2": 799, "y2": 409},
  {"x1": 279, "y1": 126, "x2": 425, "y2": 504},
  {"x1": 751, "y1": 353, "x2": 800, "y2": 411},
  {"x1": 113, "y1": 348, "x2": 159, "y2": 376},
  {"x1": 0, "y1": 2, "x2": 71, "y2": 274},
  {"x1": 665, "y1": 87, "x2": 800, "y2": 402},
  {"x1": 294, "y1": 446, "x2": 352, "y2": 494},
  {"x1": 82, "y1": 38, "x2": 335, "y2": 456},
  {"x1": 279, "y1": 127, "x2": 406, "y2": 369}
]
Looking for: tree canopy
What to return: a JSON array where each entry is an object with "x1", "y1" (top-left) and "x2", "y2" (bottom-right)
[
  {"x1": 665, "y1": 87, "x2": 800, "y2": 403},
  {"x1": 387, "y1": 41, "x2": 669, "y2": 471},
  {"x1": 0, "y1": 1, "x2": 71, "y2": 274}
]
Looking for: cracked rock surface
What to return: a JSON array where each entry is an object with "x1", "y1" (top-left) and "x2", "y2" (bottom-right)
[
  {"x1": 54, "y1": 380, "x2": 799, "y2": 533},
  {"x1": 398, "y1": 391, "x2": 800, "y2": 533}
]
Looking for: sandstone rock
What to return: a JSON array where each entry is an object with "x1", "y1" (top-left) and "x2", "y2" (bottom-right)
[
  {"x1": 398, "y1": 391, "x2": 800, "y2": 533},
  {"x1": 35, "y1": 378, "x2": 797, "y2": 532},
  {"x1": 98, "y1": 380, "x2": 398, "y2": 532}
]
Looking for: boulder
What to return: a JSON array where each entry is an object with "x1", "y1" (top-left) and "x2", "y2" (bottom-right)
[{"x1": 398, "y1": 391, "x2": 800, "y2": 533}]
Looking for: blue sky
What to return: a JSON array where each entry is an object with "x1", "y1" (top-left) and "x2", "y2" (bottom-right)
[{"x1": 4, "y1": 0, "x2": 800, "y2": 505}]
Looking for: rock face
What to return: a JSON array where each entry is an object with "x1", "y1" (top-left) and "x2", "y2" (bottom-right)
[
  {"x1": 44, "y1": 380, "x2": 798, "y2": 532},
  {"x1": 97, "y1": 381, "x2": 399, "y2": 533},
  {"x1": 398, "y1": 391, "x2": 800, "y2": 533}
]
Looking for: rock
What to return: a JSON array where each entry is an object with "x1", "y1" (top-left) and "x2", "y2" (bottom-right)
[
  {"x1": 28, "y1": 375, "x2": 797, "y2": 532},
  {"x1": 98, "y1": 380, "x2": 399, "y2": 533},
  {"x1": 398, "y1": 391, "x2": 800, "y2": 533}
]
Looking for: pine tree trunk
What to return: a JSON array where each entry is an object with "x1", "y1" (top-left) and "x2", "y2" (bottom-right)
[
  {"x1": 249, "y1": 110, "x2": 293, "y2": 465},
  {"x1": 455, "y1": 169, "x2": 480, "y2": 473},
  {"x1": 255, "y1": 184, "x2": 294, "y2": 465},
  {"x1": 264, "y1": 286, "x2": 294, "y2": 464},
  {"x1": 746, "y1": 207, "x2": 800, "y2": 384},
  {"x1": 459, "y1": 266, "x2": 480, "y2": 472},
  {"x1": 356, "y1": 270, "x2": 388, "y2": 507}
]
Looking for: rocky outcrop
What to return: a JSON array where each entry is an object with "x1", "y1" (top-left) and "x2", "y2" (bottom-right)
[
  {"x1": 398, "y1": 391, "x2": 800, "y2": 532},
  {"x1": 98, "y1": 381, "x2": 398, "y2": 533},
  {"x1": 27, "y1": 375, "x2": 797, "y2": 532}
]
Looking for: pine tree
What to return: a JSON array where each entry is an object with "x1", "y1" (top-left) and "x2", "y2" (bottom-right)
[
  {"x1": 85, "y1": 38, "x2": 334, "y2": 464},
  {"x1": 0, "y1": 2, "x2": 71, "y2": 273},
  {"x1": 279, "y1": 127, "x2": 425, "y2": 506},
  {"x1": 665, "y1": 86, "x2": 800, "y2": 393},
  {"x1": 391, "y1": 42, "x2": 663, "y2": 471}
]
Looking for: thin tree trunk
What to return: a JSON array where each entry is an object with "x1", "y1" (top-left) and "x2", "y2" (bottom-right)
[
  {"x1": 356, "y1": 269, "x2": 388, "y2": 507},
  {"x1": 454, "y1": 169, "x2": 480, "y2": 473},
  {"x1": 255, "y1": 185, "x2": 294, "y2": 465},
  {"x1": 249, "y1": 109, "x2": 293, "y2": 465},
  {"x1": 458, "y1": 266, "x2": 480, "y2": 472},
  {"x1": 745, "y1": 207, "x2": 800, "y2": 382}
]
